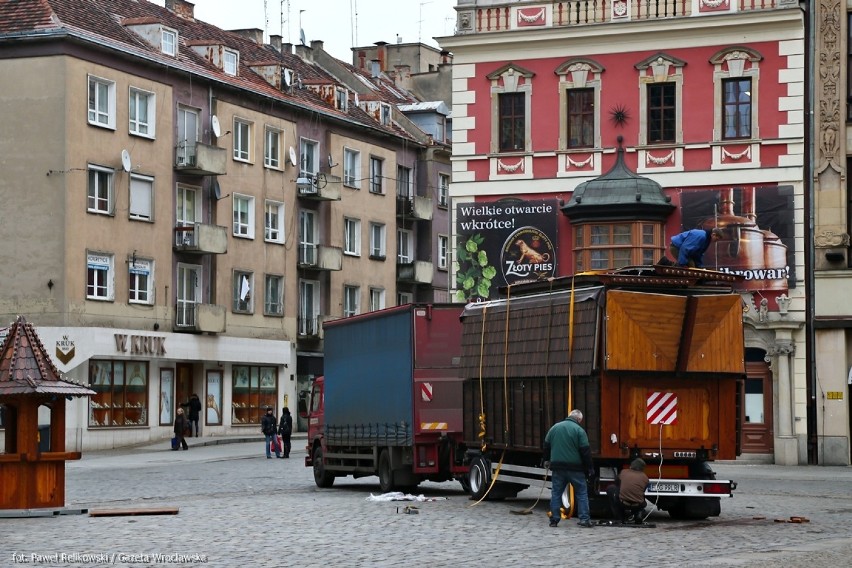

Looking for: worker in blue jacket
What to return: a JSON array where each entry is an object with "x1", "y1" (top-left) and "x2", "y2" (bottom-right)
[{"x1": 668, "y1": 228, "x2": 722, "y2": 268}]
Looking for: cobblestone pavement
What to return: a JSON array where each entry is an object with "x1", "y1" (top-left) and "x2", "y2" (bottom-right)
[{"x1": 2, "y1": 437, "x2": 852, "y2": 567}]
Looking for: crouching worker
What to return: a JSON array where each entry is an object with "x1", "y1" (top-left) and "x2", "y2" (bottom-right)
[{"x1": 607, "y1": 458, "x2": 650, "y2": 524}]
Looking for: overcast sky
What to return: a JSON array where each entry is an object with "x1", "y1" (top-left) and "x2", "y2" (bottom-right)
[{"x1": 152, "y1": 0, "x2": 458, "y2": 61}]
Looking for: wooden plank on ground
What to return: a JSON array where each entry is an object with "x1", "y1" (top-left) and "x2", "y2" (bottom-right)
[{"x1": 89, "y1": 507, "x2": 179, "y2": 517}]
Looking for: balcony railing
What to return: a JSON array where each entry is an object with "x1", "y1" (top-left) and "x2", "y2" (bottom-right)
[
  {"x1": 296, "y1": 173, "x2": 341, "y2": 201},
  {"x1": 174, "y1": 302, "x2": 226, "y2": 333},
  {"x1": 174, "y1": 223, "x2": 228, "y2": 254},
  {"x1": 396, "y1": 195, "x2": 434, "y2": 221},
  {"x1": 460, "y1": 0, "x2": 791, "y2": 34},
  {"x1": 298, "y1": 244, "x2": 343, "y2": 270},
  {"x1": 174, "y1": 142, "x2": 227, "y2": 175},
  {"x1": 297, "y1": 315, "x2": 326, "y2": 338},
  {"x1": 397, "y1": 260, "x2": 434, "y2": 284}
]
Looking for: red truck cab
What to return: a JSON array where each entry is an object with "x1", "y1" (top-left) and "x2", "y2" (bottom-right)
[{"x1": 299, "y1": 376, "x2": 324, "y2": 469}]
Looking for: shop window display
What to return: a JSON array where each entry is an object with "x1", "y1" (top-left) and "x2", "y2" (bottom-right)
[
  {"x1": 89, "y1": 360, "x2": 148, "y2": 427},
  {"x1": 232, "y1": 366, "x2": 277, "y2": 425}
]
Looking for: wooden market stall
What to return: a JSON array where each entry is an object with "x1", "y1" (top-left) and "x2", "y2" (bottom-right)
[{"x1": 0, "y1": 316, "x2": 94, "y2": 509}]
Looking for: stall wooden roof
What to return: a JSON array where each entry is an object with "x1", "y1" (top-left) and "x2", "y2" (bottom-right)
[{"x1": 0, "y1": 316, "x2": 94, "y2": 397}]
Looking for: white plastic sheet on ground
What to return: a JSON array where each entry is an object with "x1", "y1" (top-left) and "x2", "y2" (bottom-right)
[{"x1": 365, "y1": 492, "x2": 447, "y2": 502}]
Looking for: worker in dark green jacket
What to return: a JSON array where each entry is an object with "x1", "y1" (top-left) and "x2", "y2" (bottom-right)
[{"x1": 543, "y1": 409, "x2": 594, "y2": 528}]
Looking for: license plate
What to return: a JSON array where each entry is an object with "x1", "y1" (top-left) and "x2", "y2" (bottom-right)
[{"x1": 649, "y1": 482, "x2": 680, "y2": 493}]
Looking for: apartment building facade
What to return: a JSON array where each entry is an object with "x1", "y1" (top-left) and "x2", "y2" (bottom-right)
[{"x1": 0, "y1": 0, "x2": 445, "y2": 449}]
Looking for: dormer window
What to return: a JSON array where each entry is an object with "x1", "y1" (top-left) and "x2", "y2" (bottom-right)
[
  {"x1": 224, "y1": 49, "x2": 238, "y2": 76},
  {"x1": 380, "y1": 103, "x2": 391, "y2": 126},
  {"x1": 161, "y1": 28, "x2": 177, "y2": 56},
  {"x1": 336, "y1": 88, "x2": 349, "y2": 112}
]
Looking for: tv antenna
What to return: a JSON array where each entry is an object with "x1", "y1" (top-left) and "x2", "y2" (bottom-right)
[{"x1": 419, "y1": 1, "x2": 433, "y2": 44}]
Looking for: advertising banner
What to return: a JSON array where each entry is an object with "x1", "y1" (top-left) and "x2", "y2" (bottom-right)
[{"x1": 455, "y1": 198, "x2": 559, "y2": 300}]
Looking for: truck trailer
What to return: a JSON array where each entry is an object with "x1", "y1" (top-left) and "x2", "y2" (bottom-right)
[
  {"x1": 458, "y1": 265, "x2": 745, "y2": 519},
  {"x1": 300, "y1": 304, "x2": 468, "y2": 491}
]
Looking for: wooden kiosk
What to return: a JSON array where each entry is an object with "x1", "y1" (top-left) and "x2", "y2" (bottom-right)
[{"x1": 0, "y1": 316, "x2": 94, "y2": 509}]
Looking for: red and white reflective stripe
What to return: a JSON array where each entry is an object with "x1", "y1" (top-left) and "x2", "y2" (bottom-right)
[
  {"x1": 647, "y1": 391, "x2": 678, "y2": 425},
  {"x1": 421, "y1": 382, "x2": 433, "y2": 402},
  {"x1": 420, "y1": 422, "x2": 448, "y2": 430}
]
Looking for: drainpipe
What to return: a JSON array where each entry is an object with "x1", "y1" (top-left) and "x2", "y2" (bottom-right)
[{"x1": 803, "y1": 0, "x2": 817, "y2": 465}]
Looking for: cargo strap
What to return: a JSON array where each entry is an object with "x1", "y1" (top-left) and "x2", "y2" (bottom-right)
[
  {"x1": 468, "y1": 451, "x2": 505, "y2": 507},
  {"x1": 477, "y1": 305, "x2": 488, "y2": 450}
]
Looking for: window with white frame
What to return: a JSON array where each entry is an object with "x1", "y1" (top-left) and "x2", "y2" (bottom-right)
[
  {"x1": 176, "y1": 184, "x2": 199, "y2": 227},
  {"x1": 233, "y1": 194, "x2": 255, "y2": 238},
  {"x1": 264, "y1": 274, "x2": 284, "y2": 316},
  {"x1": 635, "y1": 53, "x2": 685, "y2": 146},
  {"x1": 88, "y1": 75, "x2": 115, "y2": 128},
  {"x1": 233, "y1": 270, "x2": 254, "y2": 313},
  {"x1": 344, "y1": 217, "x2": 361, "y2": 256},
  {"x1": 397, "y1": 166, "x2": 413, "y2": 198},
  {"x1": 161, "y1": 28, "x2": 177, "y2": 56},
  {"x1": 438, "y1": 173, "x2": 449, "y2": 208},
  {"x1": 369, "y1": 287, "x2": 385, "y2": 311},
  {"x1": 177, "y1": 106, "x2": 199, "y2": 166},
  {"x1": 369, "y1": 157, "x2": 384, "y2": 194},
  {"x1": 224, "y1": 49, "x2": 239, "y2": 76},
  {"x1": 300, "y1": 138, "x2": 319, "y2": 177},
  {"x1": 176, "y1": 263, "x2": 202, "y2": 327},
  {"x1": 335, "y1": 88, "x2": 349, "y2": 111},
  {"x1": 555, "y1": 58, "x2": 604, "y2": 151},
  {"x1": 129, "y1": 88, "x2": 155, "y2": 138},
  {"x1": 264, "y1": 200, "x2": 284, "y2": 243},
  {"x1": 264, "y1": 127, "x2": 281, "y2": 168},
  {"x1": 299, "y1": 279, "x2": 320, "y2": 335},
  {"x1": 344, "y1": 148, "x2": 360, "y2": 187},
  {"x1": 233, "y1": 118, "x2": 251, "y2": 162},
  {"x1": 87, "y1": 252, "x2": 114, "y2": 301},
  {"x1": 370, "y1": 222, "x2": 386, "y2": 258},
  {"x1": 129, "y1": 174, "x2": 153, "y2": 221},
  {"x1": 87, "y1": 165, "x2": 114, "y2": 215},
  {"x1": 397, "y1": 291, "x2": 413, "y2": 305},
  {"x1": 438, "y1": 234, "x2": 449, "y2": 270},
  {"x1": 710, "y1": 47, "x2": 761, "y2": 142},
  {"x1": 343, "y1": 285, "x2": 360, "y2": 318},
  {"x1": 486, "y1": 63, "x2": 534, "y2": 154},
  {"x1": 129, "y1": 258, "x2": 154, "y2": 305},
  {"x1": 299, "y1": 209, "x2": 318, "y2": 265},
  {"x1": 397, "y1": 228, "x2": 413, "y2": 263}
]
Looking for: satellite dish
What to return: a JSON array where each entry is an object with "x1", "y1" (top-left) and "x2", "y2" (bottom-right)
[
  {"x1": 354, "y1": 93, "x2": 360, "y2": 106},
  {"x1": 328, "y1": 154, "x2": 337, "y2": 168},
  {"x1": 211, "y1": 115, "x2": 222, "y2": 137},
  {"x1": 283, "y1": 69, "x2": 292, "y2": 88},
  {"x1": 120, "y1": 149, "x2": 132, "y2": 172},
  {"x1": 289, "y1": 146, "x2": 298, "y2": 167},
  {"x1": 300, "y1": 29, "x2": 306, "y2": 46},
  {"x1": 212, "y1": 179, "x2": 222, "y2": 200}
]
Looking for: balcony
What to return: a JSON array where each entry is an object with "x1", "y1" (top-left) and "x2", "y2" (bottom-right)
[
  {"x1": 458, "y1": 0, "x2": 795, "y2": 34},
  {"x1": 174, "y1": 223, "x2": 228, "y2": 254},
  {"x1": 297, "y1": 314, "x2": 330, "y2": 339},
  {"x1": 397, "y1": 260, "x2": 434, "y2": 284},
  {"x1": 297, "y1": 174, "x2": 341, "y2": 201},
  {"x1": 174, "y1": 142, "x2": 227, "y2": 176},
  {"x1": 298, "y1": 244, "x2": 343, "y2": 271},
  {"x1": 396, "y1": 195, "x2": 433, "y2": 221},
  {"x1": 174, "y1": 302, "x2": 227, "y2": 334}
]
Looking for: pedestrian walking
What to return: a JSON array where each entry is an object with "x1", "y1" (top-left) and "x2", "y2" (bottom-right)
[
  {"x1": 173, "y1": 407, "x2": 189, "y2": 451},
  {"x1": 261, "y1": 406, "x2": 281, "y2": 459},
  {"x1": 278, "y1": 407, "x2": 293, "y2": 458},
  {"x1": 606, "y1": 458, "x2": 650, "y2": 524},
  {"x1": 182, "y1": 393, "x2": 202, "y2": 437},
  {"x1": 543, "y1": 409, "x2": 594, "y2": 528},
  {"x1": 664, "y1": 228, "x2": 723, "y2": 268}
]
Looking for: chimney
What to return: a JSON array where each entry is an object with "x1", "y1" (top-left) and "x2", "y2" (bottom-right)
[
  {"x1": 230, "y1": 28, "x2": 264, "y2": 45},
  {"x1": 393, "y1": 64, "x2": 411, "y2": 89},
  {"x1": 311, "y1": 40, "x2": 324, "y2": 52},
  {"x1": 374, "y1": 41, "x2": 388, "y2": 73},
  {"x1": 165, "y1": 0, "x2": 195, "y2": 20},
  {"x1": 269, "y1": 35, "x2": 282, "y2": 52},
  {"x1": 370, "y1": 59, "x2": 380, "y2": 78},
  {"x1": 296, "y1": 43, "x2": 313, "y2": 62},
  {"x1": 440, "y1": 50, "x2": 452, "y2": 65},
  {"x1": 282, "y1": 42, "x2": 293, "y2": 55}
]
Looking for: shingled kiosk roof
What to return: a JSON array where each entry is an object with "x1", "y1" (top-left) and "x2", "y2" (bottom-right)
[{"x1": 0, "y1": 316, "x2": 94, "y2": 397}]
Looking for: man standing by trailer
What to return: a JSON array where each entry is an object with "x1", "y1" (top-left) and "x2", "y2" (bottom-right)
[{"x1": 544, "y1": 409, "x2": 594, "y2": 528}]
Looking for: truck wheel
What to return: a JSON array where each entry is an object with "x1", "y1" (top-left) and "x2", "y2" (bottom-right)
[
  {"x1": 378, "y1": 450, "x2": 394, "y2": 493},
  {"x1": 313, "y1": 446, "x2": 335, "y2": 488},
  {"x1": 468, "y1": 456, "x2": 491, "y2": 500}
]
